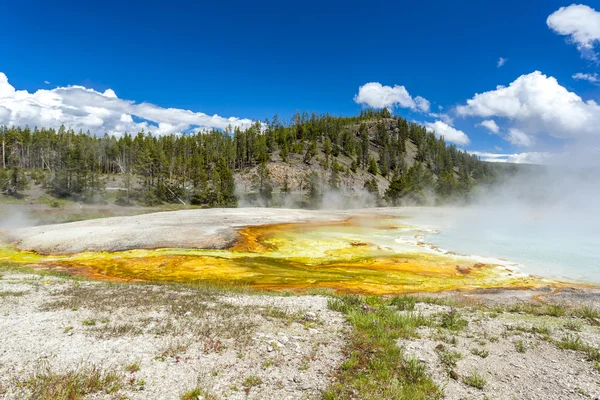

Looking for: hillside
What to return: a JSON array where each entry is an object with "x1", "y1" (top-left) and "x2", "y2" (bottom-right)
[{"x1": 0, "y1": 110, "x2": 496, "y2": 208}]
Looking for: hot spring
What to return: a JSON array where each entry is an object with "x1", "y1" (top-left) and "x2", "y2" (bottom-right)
[
  {"x1": 1, "y1": 209, "x2": 590, "y2": 294},
  {"x1": 419, "y1": 206, "x2": 600, "y2": 285}
]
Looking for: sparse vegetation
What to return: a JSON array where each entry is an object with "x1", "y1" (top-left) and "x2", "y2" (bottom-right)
[
  {"x1": 564, "y1": 320, "x2": 583, "y2": 331},
  {"x1": 574, "y1": 305, "x2": 599, "y2": 323},
  {"x1": 437, "y1": 346, "x2": 463, "y2": 369},
  {"x1": 439, "y1": 309, "x2": 468, "y2": 331},
  {"x1": 13, "y1": 362, "x2": 124, "y2": 400},
  {"x1": 432, "y1": 330, "x2": 458, "y2": 345},
  {"x1": 0, "y1": 290, "x2": 27, "y2": 298},
  {"x1": 471, "y1": 347, "x2": 489, "y2": 358},
  {"x1": 324, "y1": 295, "x2": 441, "y2": 399},
  {"x1": 125, "y1": 361, "x2": 140, "y2": 373},
  {"x1": 3, "y1": 264, "x2": 600, "y2": 399},
  {"x1": 514, "y1": 339, "x2": 527, "y2": 353},
  {"x1": 463, "y1": 370, "x2": 487, "y2": 390},
  {"x1": 557, "y1": 333, "x2": 584, "y2": 351},
  {"x1": 242, "y1": 375, "x2": 262, "y2": 392},
  {"x1": 180, "y1": 386, "x2": 217, "y2": 400},
  {"x1": 390, "y1": 295, "x2": 417, "y2": 311}
]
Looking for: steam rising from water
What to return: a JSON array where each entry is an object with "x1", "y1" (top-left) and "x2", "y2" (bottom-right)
[
  {"x1": 426, "y1": 154, "x2": 600, "y2": 283},
  {"x1": 0, "y1": 205, "x2": 35, "y2": 230}
]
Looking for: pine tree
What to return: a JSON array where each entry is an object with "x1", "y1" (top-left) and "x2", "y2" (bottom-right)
[{"x1": 368, "y1": 156, "x2": 378, "y2": 175}]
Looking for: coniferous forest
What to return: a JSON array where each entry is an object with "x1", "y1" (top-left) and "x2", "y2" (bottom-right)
[{"x1": 0, "y1": 110, "x2": 497, "y2": 208}]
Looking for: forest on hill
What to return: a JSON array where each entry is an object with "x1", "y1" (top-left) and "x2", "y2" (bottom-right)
[{"x1": 0, "y1": 110, "x2": 498, "y2": 208}]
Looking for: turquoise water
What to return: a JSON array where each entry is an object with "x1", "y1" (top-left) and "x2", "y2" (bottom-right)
[{"x1": 423, "y1": 207, "x2": 600, "y2": 284}]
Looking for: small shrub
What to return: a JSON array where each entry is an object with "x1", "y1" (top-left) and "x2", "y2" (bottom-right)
[
  {"x1": 463, "y1": 370, "x2": 486, "y2": 390},
  {"x1": 575, "y1": 305, "x2": 599, "y2": 322},
  {"x1": 125, "y1": 362, "x2": 140, "y2": 373},
  {"x1": 532, "y1": 324, "x2": 552, "y2": 336},
  {"x1": 327, "y1": 295, "x2": 362, "y2": 314},
  {"x1": 242, "y1": 375, "x2": 262, "y2": 391},
  {"x1": 402, "y1": 358, "x2": 428, "y2": 384},
  {"x1": 564, "y1": 320, "x2": 583, "y2": 332},
  {"x1": 514, "y1": 340, "x2": 527, "y2": 353},
  {"x1": 557, "y1": 334, "x2": 584, "y2": 351},
  {"x1": 390, "y1": 295, "x2": 417, "y2": 311},
  {"x1": 438, "y1": 348, "x2": 463, "y2": 369},
  {"x1": 440, "y1": 309, "x2": 468, "y2": 331},
  {"x1": 543, "y1": 304, "x2": 566, "y2": 317},
  {"x1": 471, "y1": 347, "x2": 489, "y2": 358},
  {"x1": 181, "y1": 387, "x2": 217, "y2": 400}
]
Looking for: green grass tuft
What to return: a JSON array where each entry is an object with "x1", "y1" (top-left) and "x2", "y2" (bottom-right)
[
  {"x1": 439, "y1": 309, "x2": 468, "y2": 331},
  {"x1": 463, "y1": 370, "x2": 486, "y2": 390},
  {"x1": 324, "y1": 295, "x2": 441, "y2": 399}
]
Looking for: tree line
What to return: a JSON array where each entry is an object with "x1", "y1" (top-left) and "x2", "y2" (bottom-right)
[{"x1": 0, "y1": 110, "x2": 496, "y2": 207}]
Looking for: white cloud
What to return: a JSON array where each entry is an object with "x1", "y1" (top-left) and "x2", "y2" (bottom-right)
[
  {"x1": 456, "y1": 71, "x2": 600, "y2": 143},
  {"x1": 354, "y1": 82, "x2": 431, "y2": 113},
  {"x1": 507, "y1": 128, "x2": 534, "y2": 147},
  {"x1": 469, "y1": 151, "x2": 552, "y2": 164},
  {"x1": 547, "y1": 4, "x2": 600, "y2": 60},
  {"x1": 428, "y1": 112, "x2": 453, "y2": 125},
  {"x1": 415, "y1": 96, "x2": 430, "y2": 112},
  {"x1": 424, "y1": 120, "x2": 470, "y2": 145},
  {"x1": 44, "y1": 80, "x2": 50, "y2": 85},
  {"x1": 497, "y1": 57, "x2": 507, "y2": 68},
  {"x1": 477, "y1": 119, "x2": 500, "y2": 134},
  {"x1": 0, "y1": 72, "x2": 254, "y2": 135},
  {"x1": 573, "y1": 72, "x2": 599, "y2": 84}
]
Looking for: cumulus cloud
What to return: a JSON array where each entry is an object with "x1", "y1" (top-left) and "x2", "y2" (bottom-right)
[
  {"x1": 424, "y1": 120, "x2": 470, "y2": 146},
  {"x1": 469, "y1": 151, "x2": 552, "y2": 164},
  {"x1": 354, "y1": 82, "x2": 431, "y2": 113},
  {"x1": 0, "y1": 72, "x2": 254, "y2": 136},
  {"x1": 477, "y1": 119, "x2": 500, "y2": 134},
  {"x1": 507, "y1": 128, "x2": 534, "y2": 147},
  {"x1": 547, "y1": 4, "x2": 600, "y2": 60},
  {"x1": 456, "y1": 71, "x2": 600, "y2": 143},
  {"x1": 573, "y1": 72, "x2": 599, "y2": 84},
  {"x1": 428, "y1": 112, "x2": 453, "y2": 125},
  {"x1": 414, "y1": 96, "x2": 431, "y2": 112},
  {"x1": 497, "y1": 57, "x2": 507, "y2": 68}
]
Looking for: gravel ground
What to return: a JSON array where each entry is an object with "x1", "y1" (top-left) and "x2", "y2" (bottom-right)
[
  {"x1": 400, "y1": 302, "x2": 600, "y2": 400},
  {"x1": 2, "y1": 269, "x2": 600, "y2": 399},
  {"x1": 0, "y1": 270, "x2": 347, "y2": 399}
]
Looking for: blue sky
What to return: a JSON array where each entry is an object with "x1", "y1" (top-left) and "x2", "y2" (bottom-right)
[{"x1": 1, "y1": 0, "x2": 600, "y2": 163}]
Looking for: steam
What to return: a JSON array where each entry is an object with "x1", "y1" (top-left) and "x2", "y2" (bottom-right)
[
  {"x1": 0, "y1": 205, "x2": 36, "y2": 230},
  {"x1": 423, "y1": 149, "x2": 600, "y2": 283}
]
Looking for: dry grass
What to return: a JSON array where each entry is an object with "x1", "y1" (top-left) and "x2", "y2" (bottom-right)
[
  {"x1": 180, "y1": 386, "x2": 218, "y2": 400},
  {"x1": 44, "y1": 283, "x2": 259, "y2": 347},
  {"x1": 13, "y1": 362, "x2": 125, "y2": 400},
  {"x1": 0, "y1": 290, "x2": 27, "y2": 298}
]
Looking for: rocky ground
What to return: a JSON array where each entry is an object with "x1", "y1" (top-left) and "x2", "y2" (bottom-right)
[
  {"x1": 0, "y1": 269, "x2": 347, "y2": 399},
  {"x1": 1, "y1": 267, "x2": 600, "y2": 399},
  {"x1": 400, "y1": 300, "x2": 600, "y2": 400}
]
